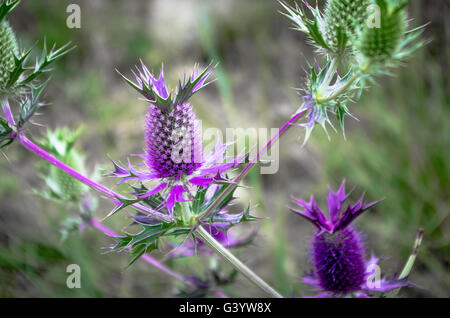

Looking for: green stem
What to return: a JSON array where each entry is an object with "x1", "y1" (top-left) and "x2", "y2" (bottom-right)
[
  {"x1": 390, "y1": 228, "x2": 424, "y2": 297},
  {"x1": 194, "y1": 226, "x2": 283, "y2": 298},
  {"x1": 399, "y1": 228, "x2": 424, "y2": 279}
]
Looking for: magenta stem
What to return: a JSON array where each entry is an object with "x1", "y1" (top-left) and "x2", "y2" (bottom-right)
[
  {"x1": 90, "y1": 218, "x2": 193, "y2": 286},
  {"x1": 198, "y1": 109, "x2": 307, "y2": 221},
  {"x1": 90, "y1": 218, "x2": 118, "y2": 237},
  {"x1": 16, "y1": 131, "x2": 171, "y2": 223},
  {"x1": 235, "y1": 108, "x2": 307, "y2": 182}
]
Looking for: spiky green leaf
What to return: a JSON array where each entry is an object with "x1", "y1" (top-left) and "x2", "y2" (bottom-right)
[
  {"x1": 17, "y1": 78, "x2": 48, "y2": 126},
  {"x1": 0, "y1": 0, "x2": 19, "y2": 23},
  {"x1": 279, "y1": 1, "x2": 331, "y2": 51}
]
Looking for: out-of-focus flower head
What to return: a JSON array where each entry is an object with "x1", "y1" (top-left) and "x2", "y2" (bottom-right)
[
  {"x1": 0, "y1": 1, "x2": 19, "y2": 97},
  {"x1": 35, "y1": 127, "x2": 88, "y2": 202},
  {"x1": 355, "y1": 0, "x2": 426, "y2": 68},
  {"x1": 0, "y1": 0, "x2": 73, "y2": 99},
  {"x1": 291, "y1": 181, "x2": 410, "y2": 297},
  {"x1": 323, "y1": 0, "x2": 371, "y2": 56},
  {"x1": 33, "y1": 127, "x2": 98, "y2": 241},
  {"x1": 279, "y1": 0, "x2": 425, "y2": 64},
  {"x1": 176, "y1": 260, "x2": 238, "y2": 298}
]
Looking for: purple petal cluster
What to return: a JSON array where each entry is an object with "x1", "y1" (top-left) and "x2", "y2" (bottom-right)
[
  {"x1": 292, "y1": 181, "x2": 408, "y2": 297},
  {"x1": 145, "y1": 102, "x2": 202, "y2": 179},
  {"x1": 311, "y1": 227, "x2": 366, "y2": 294},
  {"x1": 291, "y1": 180, "x2": 378, "y2": 235}
]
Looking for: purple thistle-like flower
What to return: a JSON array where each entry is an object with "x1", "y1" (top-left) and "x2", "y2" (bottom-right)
[
  {"x1": 112, "y1": 62, "x2": 243, "y2": 216},
  {"x1": 291, "y1": 181, "x2": 408, "y2": 297},
  {"x1": 145, "y1": 102, "x2": 202, "y2": 179},
  {"x1": 311, "y1": 227, "x2": 366, "y2": 294}
]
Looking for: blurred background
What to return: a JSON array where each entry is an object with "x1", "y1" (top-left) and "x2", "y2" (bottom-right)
[{"x1": 0, "y1": 0, "x2": 448, "y2": 297}]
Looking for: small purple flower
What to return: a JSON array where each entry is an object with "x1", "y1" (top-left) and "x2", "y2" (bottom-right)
[
  {"x1": 112, "y1": 62, "x2": 243, "y2": 216},
  {"x1": 291, "y1": 181, "x2": 409, "y2": 297}
]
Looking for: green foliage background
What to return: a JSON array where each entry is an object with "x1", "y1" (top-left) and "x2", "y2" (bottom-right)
[{"x1": 0, "y1": 0, "x2": 448, "y2": 297}]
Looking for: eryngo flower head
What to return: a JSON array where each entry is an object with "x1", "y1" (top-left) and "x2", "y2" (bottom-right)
[
  {"x1": 113, "y1": 62, "x2": 243, "y2": 215},
  {"x1": 279, "y1": 0, "x2": 370, "y2": 58},
  {"x1": 354, "y1": 0, "x2": 426, "y2": 67},
  {"x1": 0, "y1": 1, "x2": 19, "y2": 91},
  {"x1": 0, "y1": 0, "x2": 73, "y2": 100},
  {"x1": 356, "y1": 0, "x2": 406, "y2": 62},
  {"x1": 291, "y1": 181, "x2": 409, "y2": 297},
  {"x1": 145, "y1": 98, "x2": 202, "y2": 179},
  {"x1": 324, "y1": 0, "x2": 370, "y2": 56},
  {"x1": 0, "y1": 19, "x2": 18, "y2": 97}
]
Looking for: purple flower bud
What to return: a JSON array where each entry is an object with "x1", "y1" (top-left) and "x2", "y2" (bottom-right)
[{"x1": 292, "y1": 181, "x2": 408, "y2": 297}]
